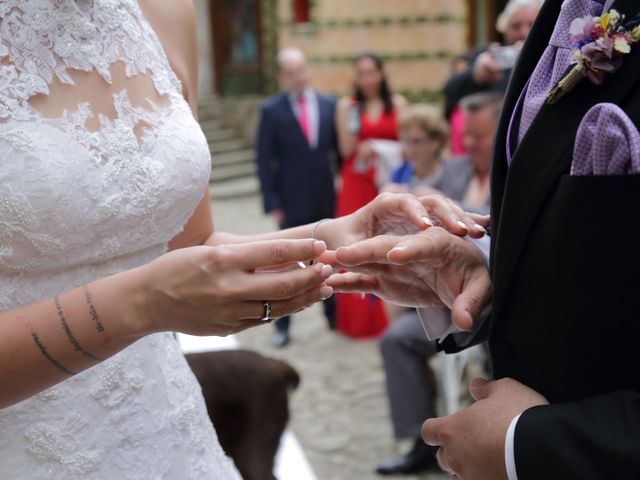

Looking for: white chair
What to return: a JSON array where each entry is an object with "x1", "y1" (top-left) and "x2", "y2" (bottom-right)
[{"x1": 438, "y1": 344, "x2": 485, "y2": 415}]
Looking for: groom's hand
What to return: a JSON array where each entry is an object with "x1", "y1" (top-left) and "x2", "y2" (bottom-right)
[
  {"x1": 422, "y1": 378, "x2": 548, "y2": 479},
  {"x1": 322, "y1": 227, "x2": 491, "y2": 331}
]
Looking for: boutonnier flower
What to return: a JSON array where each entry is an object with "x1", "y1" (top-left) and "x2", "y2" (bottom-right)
[{"x1": 547, "y1": 9, "x2": 640, "y2": 105}]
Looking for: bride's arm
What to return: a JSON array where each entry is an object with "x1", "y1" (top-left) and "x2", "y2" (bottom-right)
[
  {"x1": 0, "y1": 239, "x2": 331, "y2": 409},
  {"x1": 171, "y1": 189, "x2": 489, "y2": 254},
  {"x1": 0, "y1": 267, "x2": 148, "y2": 409}
]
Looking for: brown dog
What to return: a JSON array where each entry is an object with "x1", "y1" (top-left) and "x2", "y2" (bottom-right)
[{"x1": 186, "y1": 350, "x2": 300, "y2": 480}]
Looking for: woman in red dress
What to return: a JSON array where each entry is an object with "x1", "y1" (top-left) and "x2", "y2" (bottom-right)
[{"x1": 334, "y1": 52, "x2": 407, "y2": 338}]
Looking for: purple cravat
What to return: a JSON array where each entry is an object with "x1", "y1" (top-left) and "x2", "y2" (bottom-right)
[{"x1": 507, "y1": 0, "x2": 606, "y2": 163}]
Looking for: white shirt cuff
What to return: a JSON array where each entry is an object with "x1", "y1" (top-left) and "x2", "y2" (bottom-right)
[
  {"x1": 505, "y1": 413, "x2": 522, "y2": 480},
  {"x1": 417, "y1": 306, "x2": 460, "y2": 340},
  {"x1": 467, "y1": 234, "x2": 491, "y2": 264}
]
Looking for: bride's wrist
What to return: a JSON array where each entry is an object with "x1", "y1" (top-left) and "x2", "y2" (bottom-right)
[
  {"x1": 312, "y1": 217, "x2": 351, "y2": 250},
  {"x1": 114, "y1": 266, "x2": 161, "y2": 338}
]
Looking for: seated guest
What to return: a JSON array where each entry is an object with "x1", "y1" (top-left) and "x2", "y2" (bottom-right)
[
  {"x1": 383, "y1": 103, "x2": 467, "y2": 201},
  {"x1": 376, "y1": 93, "x2": 501, "y2": 476}
]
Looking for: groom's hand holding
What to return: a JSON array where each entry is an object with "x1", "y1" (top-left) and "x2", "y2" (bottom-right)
[
  {"x1": 322, "y1": 226, "x2": 491, "y2": 330},
  {"x1": 422, "y1": 378, "x2": 548, "y2": 479}
]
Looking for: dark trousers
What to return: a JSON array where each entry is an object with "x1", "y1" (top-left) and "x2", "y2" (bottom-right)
[{"x1": 380, "y1": 310, "x2": 438, "y2": 439}]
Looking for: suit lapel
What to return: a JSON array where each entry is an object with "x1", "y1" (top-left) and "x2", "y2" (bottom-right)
[
  {"x1": 489, "y1": 0, "x2": 563, "y2": 269},
  {"x1": 491, "y1": 0, "x2": 640, "y2": 313}
]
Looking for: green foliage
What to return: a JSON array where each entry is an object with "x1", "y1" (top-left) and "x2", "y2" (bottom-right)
[{"x1": 308, "y1": 51, "x2": 455, "y2": 63}]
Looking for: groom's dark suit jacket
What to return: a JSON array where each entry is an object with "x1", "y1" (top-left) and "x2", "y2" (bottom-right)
[{"x1": 442, "y1": 0, "x2": 640, "y2": 477}]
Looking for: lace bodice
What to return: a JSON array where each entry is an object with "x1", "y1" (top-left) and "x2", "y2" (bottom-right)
[{"x1": 0, "y1": 1, "x2": 241, "y2": 478}]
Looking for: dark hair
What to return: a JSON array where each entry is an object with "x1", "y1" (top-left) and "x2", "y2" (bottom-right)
[{"x1": 353, "y1": 52, "x2": 394, "y2": 113}]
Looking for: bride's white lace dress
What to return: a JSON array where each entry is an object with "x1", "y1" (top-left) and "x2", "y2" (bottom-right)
[{"x1": 0, "y1": 1, "x2": 242, "y2": 478}]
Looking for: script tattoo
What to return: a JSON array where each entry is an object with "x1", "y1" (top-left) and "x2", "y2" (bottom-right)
[
  {"x1": 31, "y1": 332, "x2": 76, "y2": 375},
  {"x1": 54, "y1": 295, "x2": 103, "y2": 362},
  {"x1": 83, "y1": 286, "x2": 105, "y2": 333}
]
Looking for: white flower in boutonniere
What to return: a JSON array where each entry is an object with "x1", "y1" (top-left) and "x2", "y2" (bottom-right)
[{"x1": 547, "y1": 9, "x2": 640, "y2": 105}]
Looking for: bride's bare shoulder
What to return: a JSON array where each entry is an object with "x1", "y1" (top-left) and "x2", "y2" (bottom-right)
[{"x1": 138, "y1": 0, "x2": 199, "y2": 111}]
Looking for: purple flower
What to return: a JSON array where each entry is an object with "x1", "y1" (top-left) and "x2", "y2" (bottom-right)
[
  {"x1": 570, "y1": 15, "x2": 596, "y2": 43},
  {"x1": 582, "y1": 39, "x2": 623, "y2": 66},
  {"x1": 584, "y1": 67, "x2": 606, "y2": 85},
  {"x1": 581, "y1": 39, "x2": 624, "y2": 85}
]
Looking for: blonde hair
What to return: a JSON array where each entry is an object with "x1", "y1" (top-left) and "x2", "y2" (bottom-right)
[
  {"x1": 496, "y1": 0, "x2": 544, "y2": 34},
  {"x1": 398, "y1": 104, "x2": 449, "y2": 153}
]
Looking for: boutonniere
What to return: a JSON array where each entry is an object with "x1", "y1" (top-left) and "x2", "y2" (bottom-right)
[{"x1": 547, "y1": 9, "x2": 640, "y2": 105}]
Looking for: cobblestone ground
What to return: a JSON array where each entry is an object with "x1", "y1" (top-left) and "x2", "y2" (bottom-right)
[{"x1": 212, "y1": 194, "x2": 450, "y2": 480}]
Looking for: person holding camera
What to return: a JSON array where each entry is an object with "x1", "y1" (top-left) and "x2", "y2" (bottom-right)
[{"x1": 442, "y1": 0, "x2": 543, "y2": 120}]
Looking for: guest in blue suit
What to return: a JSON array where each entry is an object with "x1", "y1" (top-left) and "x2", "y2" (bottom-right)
[{"x1": 256, "y1": 47, "x2": 338, "y2": 347}]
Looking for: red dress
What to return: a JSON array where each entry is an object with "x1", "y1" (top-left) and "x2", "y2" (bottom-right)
[{"x1": 335, "y1": 106, "x2": 398, "y2": 338}]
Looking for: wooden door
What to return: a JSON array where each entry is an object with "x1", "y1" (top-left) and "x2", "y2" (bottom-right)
[
  {"x1": 467, "y1": 0, "x2": 509, "y2": 47},
  {"x1": 210, "y1": 0, "x2": 263, "y2": 95}
]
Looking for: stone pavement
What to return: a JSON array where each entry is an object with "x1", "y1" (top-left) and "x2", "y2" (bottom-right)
[{"x1": 211, "y1": 194, "x2": 451, "y2": 480}]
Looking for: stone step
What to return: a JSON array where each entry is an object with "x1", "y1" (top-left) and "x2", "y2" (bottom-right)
[
  {"x1": 202, "y1": 128, "x2": 237, "y2": 143},
  {"x1": 209, "y1": 176, "x2": 260, "y2": 201},
  {"x1": 210, "y1": 161, "x2": 256, "y2": 183},
  {"x1": 210, "y1": 138, "x2": 247, "y2": 154},
  {"x1": 198, "y1": 103, "x2": 222, "y2": 122},
  {"x1": 199, "y1": 119, "x2": 223, "y2": 132},
  {"x1": 212, "y1": 149, "x2": 255, "y2": 168},
  {"x1": 198, "y1": 108, "x2": 221, "y2": 121}
]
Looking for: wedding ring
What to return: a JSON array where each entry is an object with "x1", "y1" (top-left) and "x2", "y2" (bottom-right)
[
  {"x1": 261, "y1": 301, "x2": 272, "y2": 321},
  {"x1": 296, "y1": 261, "x2": 308, "y2": 269}
]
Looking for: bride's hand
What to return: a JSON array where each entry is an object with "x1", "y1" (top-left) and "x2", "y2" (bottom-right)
[
  {"x1": 324, "y1": 227, "x2": 491, "y2": 331},
  {"x1": 321, "y1": 193, "x2": 489, "y2": 250},
  {"x1": 137, "y1": 239, "x2": 333, "y2": 336}
]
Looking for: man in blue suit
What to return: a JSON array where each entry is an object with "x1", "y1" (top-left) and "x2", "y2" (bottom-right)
[{"x1": 256, "y1": 47, "x2": 338, "y2": 347}]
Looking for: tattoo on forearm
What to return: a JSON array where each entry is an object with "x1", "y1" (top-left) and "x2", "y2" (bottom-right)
[
  {"x1": 83, "y1": 286, "x2": 105, "y2": 333},
  {"x1": 54, "y1": 295, "x2": 103, "y2": 362},
  {"x1": 31, "y1": 332, "x2": 76, "y2": 375}
]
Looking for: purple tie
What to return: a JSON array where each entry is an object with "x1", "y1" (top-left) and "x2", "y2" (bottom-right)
[{"x1": 508, "y1": 0, "x2": 606, "y2": 162}]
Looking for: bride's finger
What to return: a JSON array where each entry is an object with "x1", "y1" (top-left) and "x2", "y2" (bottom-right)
[
  {"x1": 335, "y1": 235, "x2": 403, "y2": 266},
  {"x1": 444, "y1": 198, "x2": 487, "y2": 239},
  {"x1": 244, "y1": 263, "x2": 333, "y2": 301},
  {"x1": 325, "y1": 272, "x2": 379, "y2": 293},
  {"x1": 259, "y1": 284, "x2": 334, "y2": 319},
  {"x1": 219, "y1": 239, "x2": 326, "y2": 270},
  {"x1": 317, "y1": 249, "x2": 340, "y2": 267},
  {"x1": 375, "y1": 192, "x2": 433, "y2": 230},
  {"x1": 470, "y1": 213, "x2": 491, "y2": 227},
  {"x1": 317, "y1": 251, "x2": 389, "y2": 275},
  {"x1": 420, "y1": 196, "x2": 486, "y2": 238}
]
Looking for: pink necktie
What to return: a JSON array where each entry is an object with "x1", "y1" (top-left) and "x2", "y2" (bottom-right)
[{"x1": 297, "y1": 95, "x2": 311, "y2": 144}]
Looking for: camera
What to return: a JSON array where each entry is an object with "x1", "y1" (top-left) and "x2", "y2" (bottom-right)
[{"x1": 492, "y1": 45, "x2": 519, "y2": 70}]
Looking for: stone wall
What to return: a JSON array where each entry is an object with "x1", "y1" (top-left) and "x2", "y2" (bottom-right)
[{"x1": 275, "y1": 0, "x2": 469, "y2": 101}]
